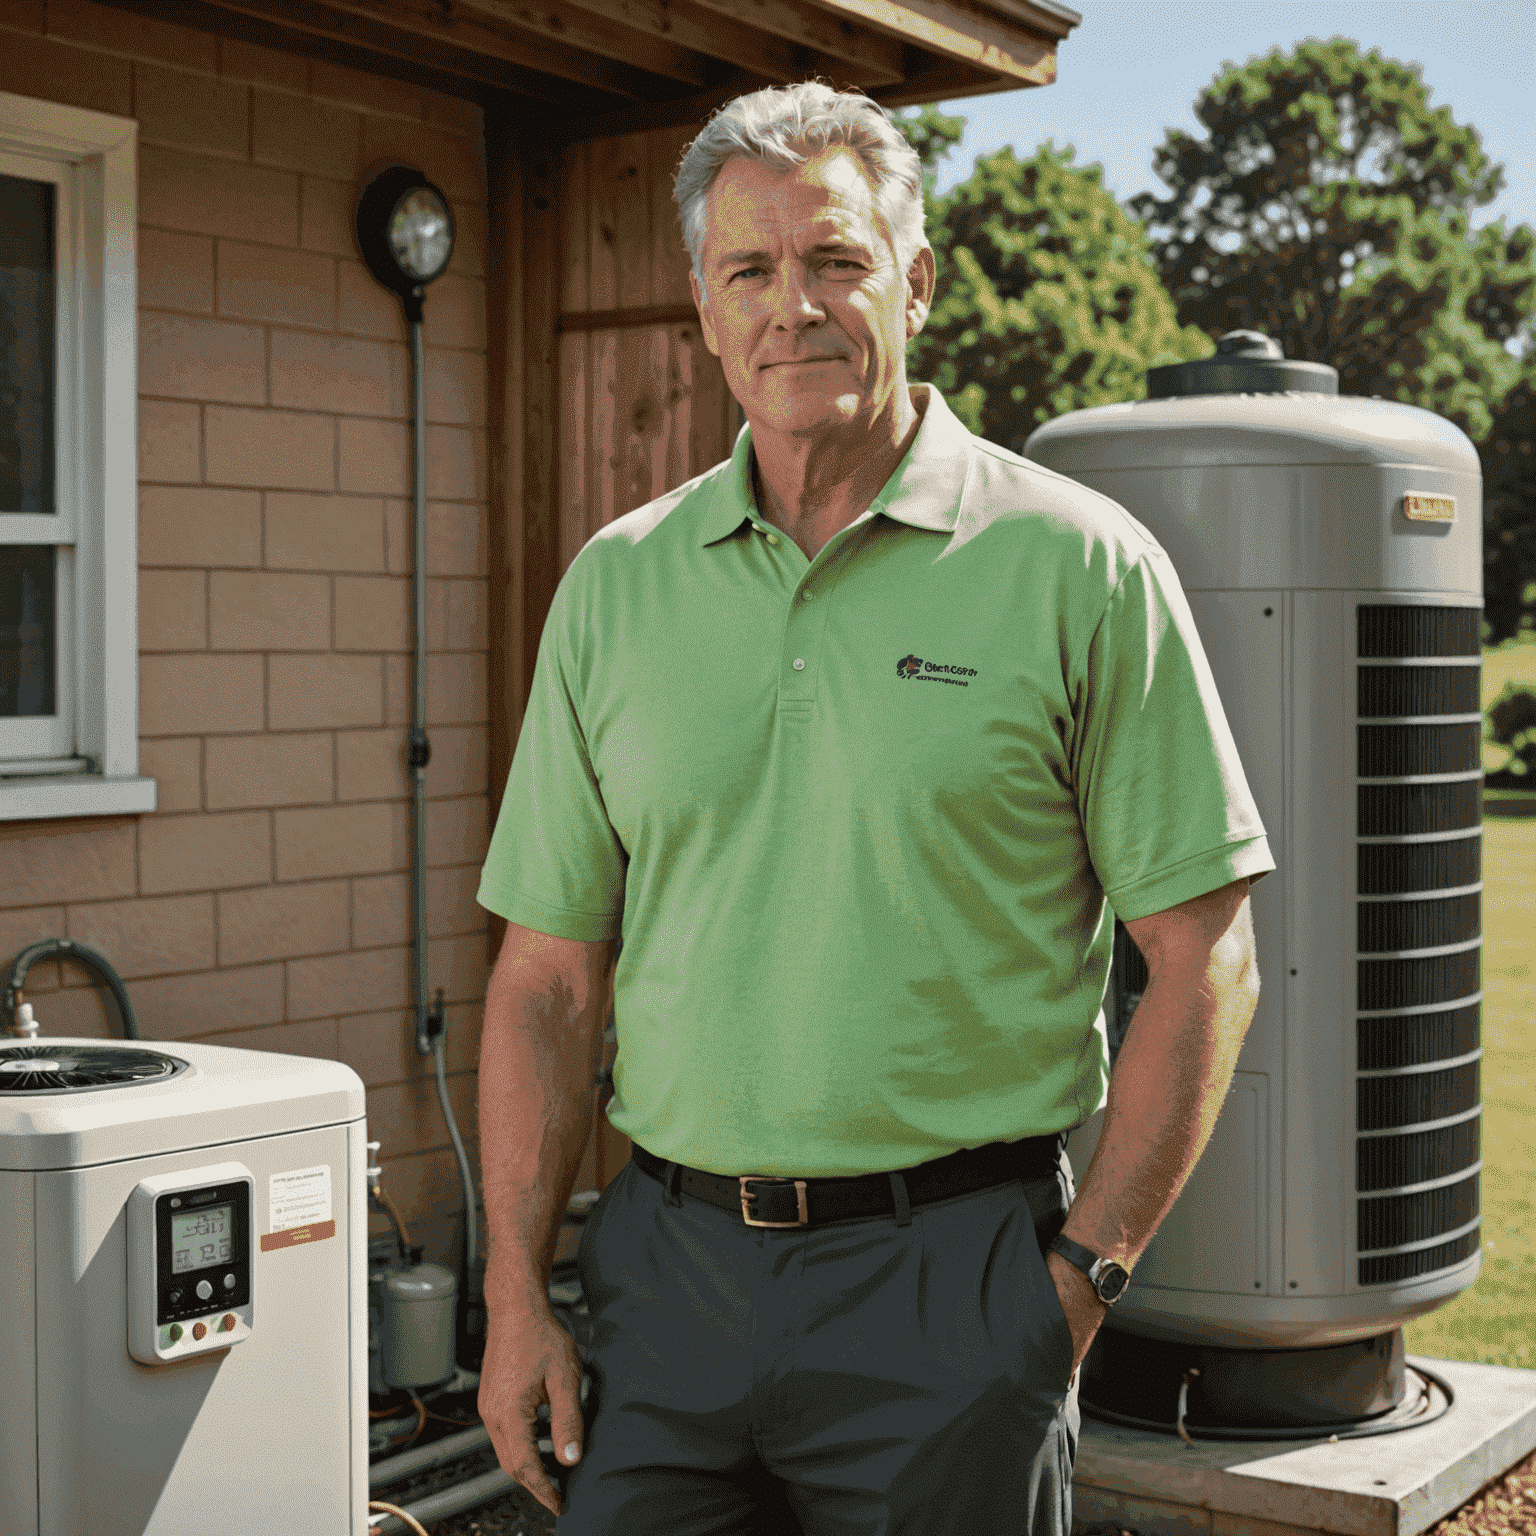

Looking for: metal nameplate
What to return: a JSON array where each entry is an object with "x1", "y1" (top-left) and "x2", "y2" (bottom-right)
[{"x1": 1403, "y1": 494, "x2": 1456, "y2": 523}]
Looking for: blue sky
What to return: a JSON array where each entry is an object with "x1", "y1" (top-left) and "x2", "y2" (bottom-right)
[{"x1": 931, "y1": 0, "x2": 1535, "y2": 233}]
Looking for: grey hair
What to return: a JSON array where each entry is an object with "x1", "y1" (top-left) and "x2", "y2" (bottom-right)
[{"x1": 673, "y1": 82, "x2": 926, "y2": 295}]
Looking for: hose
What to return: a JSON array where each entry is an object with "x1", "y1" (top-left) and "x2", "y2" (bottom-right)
[
  {"x1": 369, "y1": 1185, "x2": 411, "y2": 1270},
  {"x1": 433, "y1": 1028, "x2": 479, "y2": 1276},
  {"x1": 3, "y1": 938, "x2": 140, "y2": 1038}
]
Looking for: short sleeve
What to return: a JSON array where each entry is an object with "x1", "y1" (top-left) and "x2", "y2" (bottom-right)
[
  {"x1": 476, "y1": 579, "x2": 626, "y2": 941},
  {"x1": 1073, "y1": 548, "x2": 1275, "y2": 922}
]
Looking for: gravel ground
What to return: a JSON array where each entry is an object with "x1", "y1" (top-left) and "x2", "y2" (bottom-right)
[
  {"x1": 370, "y1": 1443, "x2": 1536, "y2": 1535},
  {"x1": 1426, "y1": 1448, "x2": 1536, "y2": 1535},
  {"x1": 369, "y1": 1437, "x2": 1536, "y2": 1535}
]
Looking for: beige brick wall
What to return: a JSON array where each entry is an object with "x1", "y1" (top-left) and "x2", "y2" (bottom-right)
[{"x1": 0, "y1": 3, "x2": 492, "y2": 1271}]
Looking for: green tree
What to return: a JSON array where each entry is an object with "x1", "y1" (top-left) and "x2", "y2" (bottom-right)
[
  {"x1": 1482, "y1": 368, "x2": 1536, "y2": 645},
  {"x1": 895, "y1": 103, "x2": 966, "y2": 187},
  {"x1": 1130, "y1": 39, "x2": 1536, "y2": 441},
  {"x1": 908, "y1": 141, "x2": 1211, "y2": 452},
  {"x1": 895, "y1": 103, "x2": 966, "y2": 256}
]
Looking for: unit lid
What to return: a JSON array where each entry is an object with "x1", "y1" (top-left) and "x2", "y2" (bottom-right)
[
  {"x1": 1148, "y1": 330, "x2": 1339, "y2": 398},
  {"x1": 1023, "y1": 388, "x2": 1479, "y2": 474},
  {"x1": 0, "y1": 1038, "x2": 366, "y2": 1170}
]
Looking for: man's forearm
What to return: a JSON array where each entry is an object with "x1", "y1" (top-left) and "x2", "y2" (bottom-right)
[
  {"x1": 1061, "y1": 955, "x2": 1260, "y2": 1269},
  {"x1": 478, "y1": 952, "x2": 610, "y2": 1310}
]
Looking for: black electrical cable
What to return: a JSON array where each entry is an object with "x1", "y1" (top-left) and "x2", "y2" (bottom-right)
[
  {"x1": 1081, "y1": 1361, "x2": 1455, "y2": 1442},
  {"x1": 3, "y1": 938, "x2": 141, "y2": 1039}
]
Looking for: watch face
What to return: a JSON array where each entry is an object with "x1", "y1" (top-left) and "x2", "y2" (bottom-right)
[{"x1": 1096, "y1": 1263, "x2": 1131, "y2": 1303}]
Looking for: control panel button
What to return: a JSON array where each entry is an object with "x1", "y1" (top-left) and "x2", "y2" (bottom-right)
[
  {"x1": 195, "y1": 1279, "x2": 213, "y2": 1301},
  {"x1": 221, "y1": 1314, "x2": 237, "y2": 1331},
  {"x1": 223, "y1": 1273, "x2": 236, "y2": 1289},
  {"x1": 168, "y1": 1324, "x2": 183, "y2": 1344},
  {"x1": 192, "y1": 1322, "x2": 207, "y2": 1341},
  {"x1": 168, "y1": 1289, "x2": 182, "y2": 1305}
]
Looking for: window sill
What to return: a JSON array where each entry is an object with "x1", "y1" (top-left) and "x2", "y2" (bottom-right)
[{"x1": 0, "y1": 774, "x2": 156, "y2": 822}]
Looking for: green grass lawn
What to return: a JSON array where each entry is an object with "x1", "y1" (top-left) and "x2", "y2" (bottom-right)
[{"x1": 1402, "y1": 635, "x2": 1536, "y2": 1367}]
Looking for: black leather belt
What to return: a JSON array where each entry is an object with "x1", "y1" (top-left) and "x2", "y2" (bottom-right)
[{"x1": 630, "y1": 1134, "x2": 1065, "y2": 1229}]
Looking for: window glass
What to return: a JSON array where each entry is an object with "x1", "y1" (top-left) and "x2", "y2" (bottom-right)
[
  {"x1": 0, "y1": 172, "x2": 55, "y2": 516},
  {"x1": 0, "y1": 544, "x2": 56, "y2": 716}
]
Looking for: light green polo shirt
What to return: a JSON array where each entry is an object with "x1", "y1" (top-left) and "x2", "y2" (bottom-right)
[{"x1": 478, "y1": 385, "x2": 1275, "y2": 1178}]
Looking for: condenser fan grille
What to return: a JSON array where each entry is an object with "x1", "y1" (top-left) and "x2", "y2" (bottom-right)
[
  {"x1": 0, "y1": 1043, "x2": 189, "y2": 1094},
  {"x1": 1354, "y1": 603, "x2": 1484, "y2": 1289}
]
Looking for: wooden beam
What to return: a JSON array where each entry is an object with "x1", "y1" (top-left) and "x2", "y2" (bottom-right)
[
  {"x1": 207, "y1": 0, "x2": 688, "y2": 102},
  {"x1": 973, "y1": 0, "x2": 1075, "y2": 41},
  {"x1": 868, "y1": 58, "x2": 1022, "y2": 107},
  {"x1": 547, "y1": 68, "x2": 768, "y2": 144},
  {"x1": 555, "y1": 0, "x2": 852, "y2": 89},
  {"x1": 639, "y1": 0, "x2": 906, "y2": 84},
  {"x1": 445, "y1": 0, "x2": 712, "y2": 87},
  {"x1": 815, "y1": 0, "x2": 1058, "y2": 84}
]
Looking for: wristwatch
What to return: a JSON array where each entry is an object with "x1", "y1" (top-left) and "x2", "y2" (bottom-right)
[{"x1": 1047, "y1": 1234, "x2": 1131, "y2": 1305}]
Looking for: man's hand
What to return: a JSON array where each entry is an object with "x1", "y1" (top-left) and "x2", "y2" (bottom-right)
[
  {"x1": 479, "y1": 1298, "x2": 587, "y2": 1518},
  {"x1": 1045, "y1": 1249, "x2": 1109, "y2": 1377}
]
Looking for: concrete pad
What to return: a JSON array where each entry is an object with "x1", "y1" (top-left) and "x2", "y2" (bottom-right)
[{"x1": 1071, "y1": 1357, "x2": 1536, "y2": 1536}]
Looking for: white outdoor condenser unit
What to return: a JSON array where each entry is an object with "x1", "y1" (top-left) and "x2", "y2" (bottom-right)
[
  {"x1": 1025, "y1": 332, "x2": 1484, "y2": 1432},
  {"x1": 0, "y1": 1037, "x2": 370, "y2": 1532}
]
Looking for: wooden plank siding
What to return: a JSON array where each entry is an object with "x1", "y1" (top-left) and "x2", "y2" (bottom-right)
[
  {"x1": 556, "y1": 126, "x2": 733, "y2": 575},
  {"x1": 491, "y1": 118, "x2": 734, "y2": 1206}
]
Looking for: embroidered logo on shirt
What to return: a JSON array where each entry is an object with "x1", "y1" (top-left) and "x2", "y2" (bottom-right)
[{"x1": 897, "y1": 654, "x2": 978, "y2": 687}]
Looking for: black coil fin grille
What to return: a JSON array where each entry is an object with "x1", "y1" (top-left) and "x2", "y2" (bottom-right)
[
  {"x1": 1357, "y1": 665, "x2": 1482, "y2": 716},
  {"x1": 1357, "y1": 1118, "x2": 1480, "y2": 1194},
  {"x1": 1359, "y1": 1228, "x2": 1480, "y2": 1286},
  {"x1": 1358, "y1": 781, "x2": 1482, "y2": 836},
  {"x1": 1354, "y1": 604, "x2": 1484, "y2": 1290},
  {"x1": 1358, "y1": 836, "x2": 1480, "y2": 896},
  {"x1": 1357, "y1": 1002, "x2": 1480, "y2": 1071},
  {"x1": 1357, "y1": 893, "x2": 1481, "y2": 952},
  {"x1": 1358, "y1": 1062, "x2": 1480, "y2": 1132},
  {"x1": 1356, "y1": 606, "x2": 1481, "y2": 658},
  {"x1": 1358, "y1": 1172, "x2": 1479, "y2": 1252},
  {"x1": 1358, "y1": 723, "x2": 1483, "y2": 777}
]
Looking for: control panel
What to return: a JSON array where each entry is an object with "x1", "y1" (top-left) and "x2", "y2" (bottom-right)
[{"x1": 127, "y1": 1162, "x2": 255, "y2": 1366}]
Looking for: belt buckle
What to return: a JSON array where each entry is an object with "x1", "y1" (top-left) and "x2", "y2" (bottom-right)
[{"x1": 739, "y1": 1175, "x2": 809, "y2": 1227}]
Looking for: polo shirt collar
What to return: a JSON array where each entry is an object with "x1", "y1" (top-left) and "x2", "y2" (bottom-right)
[{"x1": 696, "y1": 383, "x2": 971, "y2": 546}]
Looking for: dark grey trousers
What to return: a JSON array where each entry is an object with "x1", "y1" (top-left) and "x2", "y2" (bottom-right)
[{"x1": 560, "y1": 1145, "x2": 1080, "y2": 1535}]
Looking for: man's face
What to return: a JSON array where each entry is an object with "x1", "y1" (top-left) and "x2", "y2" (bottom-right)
[{"x1": 690, "y1": 146, "x2": 934, "y2": 441}]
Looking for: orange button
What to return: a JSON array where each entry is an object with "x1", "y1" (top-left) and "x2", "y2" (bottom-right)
[
  {"x1": 192, "y1": 1322, "x2": 207, "y2": 1341},
  {"x1": 221, "y1": 1314, "x2": 237, "y2": 1331}
]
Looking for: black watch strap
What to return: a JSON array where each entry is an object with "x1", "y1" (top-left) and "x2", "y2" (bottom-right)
[{"x1": 1047, "y1": 1233, "x2": 1131, "y2": 1304}]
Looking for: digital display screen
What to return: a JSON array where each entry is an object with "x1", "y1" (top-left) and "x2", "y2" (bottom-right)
[{"x1": 171, "y1": 1202, "x2": 234, "y2": 1274}]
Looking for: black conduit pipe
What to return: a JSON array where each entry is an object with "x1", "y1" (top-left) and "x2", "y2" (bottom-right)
[{"x1": 3, "y1": 938, "x2": 141, "y2": 1039}]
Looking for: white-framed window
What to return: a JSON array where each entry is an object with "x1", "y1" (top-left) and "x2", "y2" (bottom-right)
[{"x1": 0, "y1": 91, "x2": 153, "y2": 820}]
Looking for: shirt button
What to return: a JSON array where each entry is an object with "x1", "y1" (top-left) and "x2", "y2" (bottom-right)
[
  {"x1": 792, "y1": 658, "x2": 805, "y2": 671},
  {"x1": 801, "y1": 589, "x2": 814, "y2": 601},
  {"x1": 766, "y1": 533, "x2": 779, "y2": 546}
]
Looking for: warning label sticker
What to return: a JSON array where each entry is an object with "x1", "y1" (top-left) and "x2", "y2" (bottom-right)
[{"x1": 269, "y1": 1164, "x2": 331, "y2": 1235}]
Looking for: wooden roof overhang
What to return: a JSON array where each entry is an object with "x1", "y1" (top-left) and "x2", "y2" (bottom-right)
[{"x1": 101, "y1": 0, "x2": 1080, "y2": 136}]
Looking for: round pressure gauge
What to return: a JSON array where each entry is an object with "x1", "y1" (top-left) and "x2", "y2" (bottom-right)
[
  {"x1": 355, "y1": 166, "x2": 457, "y2": 314},
  {"x1": 388, "y1": 186, "x2": 454, "y2": 283}
]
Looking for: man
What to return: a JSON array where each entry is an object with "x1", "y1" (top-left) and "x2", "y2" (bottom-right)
[{"x1": 476, "y1": 81, "x2": 1273, "y2": 1534}]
